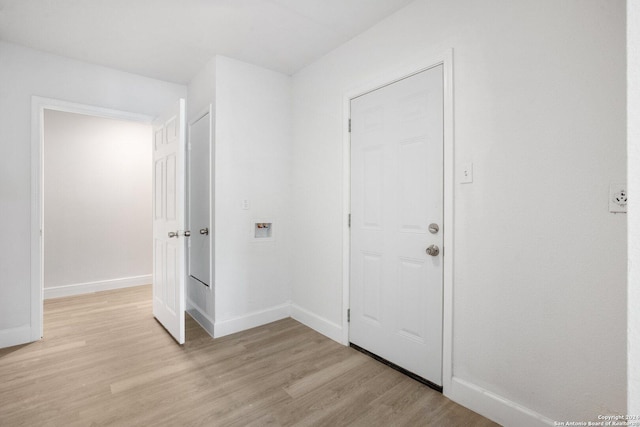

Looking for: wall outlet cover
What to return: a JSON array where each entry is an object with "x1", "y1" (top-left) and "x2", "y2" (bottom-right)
[
  {"x1": 609, "y1": 183, "x2": 627, "y2": 213},
  {"x1": 460, "y1": 163, "x2": 473, "y2": 184}
]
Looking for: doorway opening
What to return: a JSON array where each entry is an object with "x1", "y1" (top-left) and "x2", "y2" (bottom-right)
[
  {"x1": 31, "y1": 97, "x2": 155, "y2": 339},
  {"x1": 43, "y1": 109, "x2": 153, "y2": 301},
  {"x1": 349, "y1": 64, "x2": 444, "y2": 389},
  {"x1": 32, "y1": 97, "x2": 211, "y2": 345},
  {"x1": 341, "y1": 50, "x2": 454, "y2": 394}
]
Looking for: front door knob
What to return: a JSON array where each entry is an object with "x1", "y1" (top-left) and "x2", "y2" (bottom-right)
[
  {"x1": 200, "y1": 228, "x2": 209, "y2": 235},
  {"x1": 426, "y1": 244, "x2": 440, "y2": 256}
]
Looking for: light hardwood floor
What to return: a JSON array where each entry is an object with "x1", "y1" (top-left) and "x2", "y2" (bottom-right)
[{"x1": 0, "y1": 286, "x2": 497, "y2": 426}]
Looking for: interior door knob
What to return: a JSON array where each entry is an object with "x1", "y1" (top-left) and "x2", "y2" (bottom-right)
[
  {"x1": 199, "y1": 228, "x2": 209, "y2": 235},
  {"x1": 168, "y1": 231, "x2": 178, "y2": 238},
  {"x1": 426, "y1": 244, "x2": 439, "y2": 256},
  {"x1": 183, "y1": 230, "x2": 191, "y2": 237}
]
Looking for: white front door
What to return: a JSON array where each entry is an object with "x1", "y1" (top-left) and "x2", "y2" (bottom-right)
[
  {"x1": 152, "y1": 99, "x2": 187, "y2": 344},
  {"x1": 349, "y1": 66, "x2": 444, "y2": 386}
]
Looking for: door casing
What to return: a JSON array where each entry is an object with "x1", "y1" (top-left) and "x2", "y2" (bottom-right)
[
  {"x1": 185, "y1": 105, "x2": 215, "y2": 336},
  {"x1": 31, "y1": 96, "x2": 153, "y2": 341},
  {"x1": 341, "y1": 49, "x2": 454, "y2": 393}
]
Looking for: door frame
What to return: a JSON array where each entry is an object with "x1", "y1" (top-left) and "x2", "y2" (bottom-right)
[
  {"x1": 30, "y1": 96, "x2": 153, "y2": 340},
  {"x1": 187, "y1": 104, "x2": 214, "y2": 291},
  {"x1": 185, "y1": 104, "x2": 216, "y2": 337},
  {"x1": 341, "y1": 49, "x2": 454, "y2": 392}
]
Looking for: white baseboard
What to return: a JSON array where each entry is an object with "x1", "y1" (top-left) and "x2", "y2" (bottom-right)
[
  {"x1": 186, "y1": 298, "x2": 215, "y2": 339},
  {"x1": 44, "y1": 275, "x2": 152, "y2": 299},
  {"x1": 214, "y1": 303, "x2": 291, "y2": 338},
  {"x1": 0, "y1": 325, "x2": 34, "y2": 349},
  {"x1": 291, "y1": 303, "x2": 343, "y2": 344},
  {"x1": 446, "y1": 377, "x2": 555, "y2": 427}
]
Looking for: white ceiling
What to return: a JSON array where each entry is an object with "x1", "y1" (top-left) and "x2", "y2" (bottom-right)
[{"x1": 0, "y1": 0, "x2": 414, "y2": 84}]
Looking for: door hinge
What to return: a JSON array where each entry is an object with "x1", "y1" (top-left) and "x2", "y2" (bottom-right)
[
  {"x1": 348, "y1": 118, "x2": 351, "y2": 133},
  {"x1": 348, "y1": 213, "x2": 351, "y2": 228},
  {"x1": 347, "y1": 308, "x2": 351, "y2": 323}
]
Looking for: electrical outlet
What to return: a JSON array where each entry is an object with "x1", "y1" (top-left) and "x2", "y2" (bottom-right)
[{"x1": 609, "y1": 184, "x2": 627, "y2": 213}]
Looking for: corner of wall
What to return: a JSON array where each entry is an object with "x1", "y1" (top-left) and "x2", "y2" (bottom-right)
[
  {"x1": 446, "y1": 378, "x2": 555, "y2": 427},
  {"x1": 213, "y1": 303, "x2": 291, "y2": 338},
  {"x1": 187, "y1": 56, "x2": 216, "y2": 121},
  {"x1": 186, "y1": 298, "x2": 215, "y2": 339},
  {"x1": 290, "y1": 303, "x2": 343, "y2": 344}
]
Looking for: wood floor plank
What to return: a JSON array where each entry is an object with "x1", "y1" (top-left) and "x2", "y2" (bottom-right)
[{"x1": 0, "y1": 285, "x2": 498, "y2": 426}]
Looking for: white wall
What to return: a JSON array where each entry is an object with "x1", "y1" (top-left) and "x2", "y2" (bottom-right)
[
  {"x1": 187, "y1": 56, "x2": 293, "y2": 337},
  {"x1": 0, "y1": 41, "x2": 186, "y2": 347},
  {"x1": 290, "y1": 0, "x2": 626, "y2": 424},
  {"x1": 187, "y1": 57, "x2": 216, "y2": 121},
  {"x1": 214, "y1": 56, "x2": 292, "y2": 335},
  {"x1": 43, "y1": 110, "x2": 152, "y2": 295},
  {"x1": 628, "y1": 0, "x2": 640, "y2": 416}
]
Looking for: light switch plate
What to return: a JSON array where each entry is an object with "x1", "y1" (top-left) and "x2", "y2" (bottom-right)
[
  {"x1": 242, "y1": 199, "x2": 250, "y2": 210},
  {"x1": 609, "y1": 184, "x2": 627, "y2": 213},
  {"x1": 460, "y1": 163, "x2": 473, "y2": 184}
]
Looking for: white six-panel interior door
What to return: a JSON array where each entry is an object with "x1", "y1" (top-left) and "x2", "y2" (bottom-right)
[
  {"x1": 349, "y1": 65, "x2": 444, "y2": 386},
  {"x1": 152, "y1": 99, "x2": 187, "y2": 344}
]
